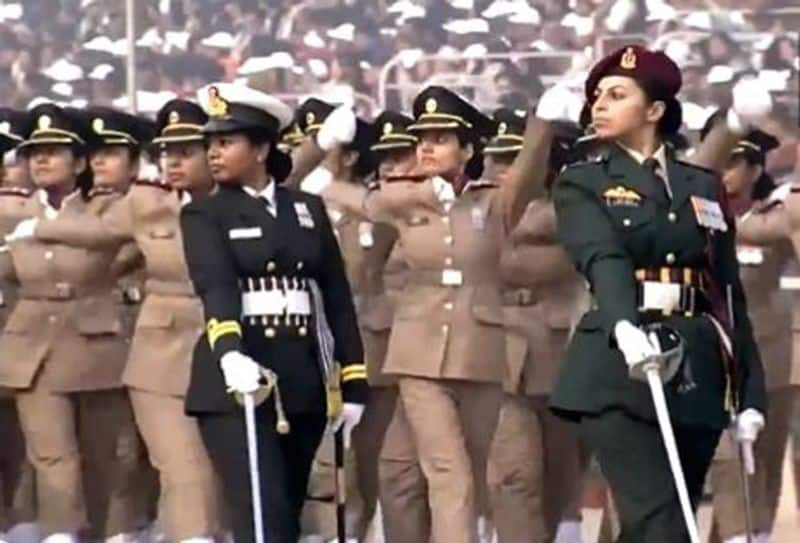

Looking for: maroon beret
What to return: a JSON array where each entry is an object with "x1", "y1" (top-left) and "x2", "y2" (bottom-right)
[{"x1": 584, "y1": 45, "x2": 682, "y2": 103}]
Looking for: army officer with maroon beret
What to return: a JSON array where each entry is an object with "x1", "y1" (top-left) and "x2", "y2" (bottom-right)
[{"x1": 551, "y1": 45, "x2": 767, "y2": 541}]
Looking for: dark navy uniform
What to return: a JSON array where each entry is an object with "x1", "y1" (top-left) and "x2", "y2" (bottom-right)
[
  {"x1": 180, "y1": 83, "x2": 367, "y2": 543},
  {"x1": 551, "y1": 46, "x2": 766, "y2": 542}
]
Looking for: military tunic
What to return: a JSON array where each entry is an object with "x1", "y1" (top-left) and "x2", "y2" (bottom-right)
[
  {"x1": 304, "y1": 206, "x2": 398, "y2": 540},
  {"x1": 0, "y1": 187, "x2": 38, "y2": 533},
  {"x1": 716, "y1": 191, "x2": 800, "y2": 538},
  {"x1": 0, "y1": 190, "x2": 146, "y2": 537},
  {"x1": 487, "y1": 199, "x2": 589, "y2": 542},
  {"x1": 552, "y1": 144, "x2": 766, "y2": 541},
  {"x1": 180, "y1": 182, "x2": 366, "y2": 543},
  {"x1": 320, "y1": 176, "x2": 517, "y2": 543},
  {"x1": 34, "y1": 181, "x2": 225, "y2": 540}
]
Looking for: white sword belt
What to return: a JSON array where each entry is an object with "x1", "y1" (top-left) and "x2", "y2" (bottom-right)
[{"x1": 239, "y1": 276, "x2": 313, "y2": 338}]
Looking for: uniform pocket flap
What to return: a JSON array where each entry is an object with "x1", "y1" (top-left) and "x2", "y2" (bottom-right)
[
  {"x1": 137, "y1": 305, "x2": 175, "y2": 329},
  {"x1": 76, "y1": 298, "x2": 122, "y2": 335},
  {"x1": 472, "y1": 303, "x2": 505, "y2": 326},
  {"x1": 3, "y1": 302, "x2": 39, "y2": 333}
]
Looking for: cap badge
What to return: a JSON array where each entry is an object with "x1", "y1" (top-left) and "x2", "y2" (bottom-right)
[
  {"x1": 620, "y1": 47, "x2": 637, "y2": 70},
  {"x1": 168, "y1": 111, "x2": 180, "y2": 124},
  {"x1": 383, "y1": 122, "x2": 393, "y2": 135},
  {"x1": 305, "y1": 111, "x2": 316, "y2": 127},
  {"x1": 0, "y1": 122, "x2": 9, "y2": 134},
  {"x1": 37, "y1": 115, "x2": 52, "y2": 130},
  {"x1": 207, "y1": 86, "x2": 228, "y2": 118},
  {"x1": 497, "y1": 122, "x2": 507, "y2": 135},
  {"x1": 425, "y1": 97, "x2": 437, "y2": 113},
  {"x1": 92, "y1": 118, "x2": 105, "y2": 133}
]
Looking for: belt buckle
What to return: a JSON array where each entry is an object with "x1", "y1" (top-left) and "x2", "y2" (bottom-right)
[{"x1": 642, "y1": 281, "x2": 681, "y2": 313}]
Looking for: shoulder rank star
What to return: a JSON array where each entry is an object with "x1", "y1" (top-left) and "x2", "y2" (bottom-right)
[{"x1": 603, "y1": 185, "x2": 642, "y2": 207}]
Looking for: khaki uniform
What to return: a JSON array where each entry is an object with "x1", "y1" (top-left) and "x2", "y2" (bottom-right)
[
  {"x1": 323, "y1": 177, "x2": 513, "y2": 543},
  {"x1": 35, "y1": 182, "x2": 224, "y2": 540},
  {"x1": 713, "y1": 197, "x2": 800, "y2": 539},
  {"x1": 0, "y1": 188, "x2": 38, "y2": 532},
  {"x1": 304, "y1": 205, "x2": 402, "y2": 539},
  {"x1": 0, "y1": 190, "x2": 149, "y2": 537},
  {"x1": 487, "y1": 199, "x2": 589, "y2": 543},
  {"x1": 377, "y1": 242, "x2": 431, "y2": 543}
]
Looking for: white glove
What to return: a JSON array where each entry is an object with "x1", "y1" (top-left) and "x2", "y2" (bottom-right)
[
  {"x1": 535, "y1": 84, "x2": 583, "y2": 123},
  {"x1": 331, "y1": 402, "x2": 365, "y2": 449},
  {"x1": 316, "y1": 104, "x2": 357, "y2": 151},
  {"x1": 733, "y1": 408, "x2": 765, "y2": 475},
  {"x1": 614, "y1": 320, "x2": 660, "y2": 369},
  {"x1": 4, "y1": 218, "x2": 38, "y2": 243},
  {"x1": 734, "y1": 408, "x2": 765, "y2": 443},
  {"x1": 219, "y1": 351, "x2": 262, "y2": 395},
  {"x1": 727, "y1": 77, "x2": 773, "y2": 135},
  {"x1": 300, "y1": 166, "x2": 334, "y2": 195}
]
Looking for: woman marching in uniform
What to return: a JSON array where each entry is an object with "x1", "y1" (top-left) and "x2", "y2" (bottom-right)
[
  {"x1": 300, "y1": 85, "x2": 563, "y2": 543},
  {"x1": 179, "y1": 83, "x2": 367, "y2": 543},
  {"x1": 0, "y1": 103, "x2": 144, "y2": 543},
  {"x1": 551, "y1": 45, "x2": 767, "y2": 542},
  {"x1": 0, "y1": 109, "x2": 38, "y2": 543},
  {"x1": 713, "y1": 128, "x2": 798, "y2": 543},
  {"x1": 30, "y1": 99, "x2": 225, "y2": 542},
  {"x1": 484, "y1": 109, "x2": 590, "y2": 543}
]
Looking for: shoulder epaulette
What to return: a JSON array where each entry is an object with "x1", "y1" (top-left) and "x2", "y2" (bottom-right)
[
  {"x1": 464, "y1": 179, "x2": 499, "y2": 191},
  {"x1": 0, "y1": 186, "x2": 33, "y2": 198},
  {"x1": 88, "y1": 186, "x2": 121, "y2": 199},
  {"x1": 673, "y1": 159, "x2": 716, "y2": 177},
  {"x1": 133, "y1": 178, "x2": 172, "y2": 192},
  {"x1": 383, "y1": 174, "x2": 427, "y2": 183},
  {"x1": 562, "y1": 155, "x2": 604, "y2": 171}
]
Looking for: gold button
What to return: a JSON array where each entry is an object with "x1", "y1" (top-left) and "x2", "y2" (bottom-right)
[
  {"x1": 666, "y1": 253, "x2": 676, "y2": 265},
  {"x1": 442, "y1": 216, "x2": 450, "y2": 224},
  {"x1": 444, "y1": 236, "x2": 453, "y2": 245},
  {"x1": 622, "y1": 218, "x2": 632, "y2": 227},
  {"x1": 444, "y1": 302, "x2": 453, "y2": 311},
  {"x1": 264, "y1": 327, "x2": 276, "y2": 338},
  {"x1": 668, "y1": 212, "x2": 677, "y2": 223},
  {"x1": 44, "y1": 251, "x2": 54, "y2": 260},
  {"x1": 299, "y1": 326, "x2": 307, "y2": 337},
  {"x1": 266, "y1": 261, "x2": 276, "y2": 272}
]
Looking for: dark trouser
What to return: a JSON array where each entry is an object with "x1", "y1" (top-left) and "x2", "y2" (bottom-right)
[
  {"x1": 198, "y1": 406, "x2": 326, "y2": 543},
  {"x1": 580, "y1": 409, "x2": 721, "y2": 543}
]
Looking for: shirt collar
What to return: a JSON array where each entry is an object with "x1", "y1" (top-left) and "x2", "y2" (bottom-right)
[
  {"x1": 242, "y1": 180, "x2": 276, "y2": 208},
  {"x1": 618, "y1": 142, "x2": 668, "y2": 173}
]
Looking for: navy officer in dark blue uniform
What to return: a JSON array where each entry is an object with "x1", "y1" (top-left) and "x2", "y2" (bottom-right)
[
  {"x1": 179, "y1": 83, "x2": 368, "y2": 543},
  {"x1": 551, "y1": 46, "x2": 767, "y2": 542}
]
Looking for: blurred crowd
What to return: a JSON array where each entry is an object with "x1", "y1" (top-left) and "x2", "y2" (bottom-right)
[{"x1": 0, "y1": 1, "x2": 796, "y2": 148}]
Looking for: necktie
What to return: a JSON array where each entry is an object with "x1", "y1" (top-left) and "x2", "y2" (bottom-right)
[
  {"x1": 643, "y1": 157, "x2": 672, "y2": 200},
  {"x1": 261, "y1": 196, "x2": 277, "y2": 218}
]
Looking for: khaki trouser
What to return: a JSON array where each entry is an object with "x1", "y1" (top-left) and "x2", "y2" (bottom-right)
[
  {"x1": 0, "y1": 398, "x2": 36, "y2": 531},
  {"x1": 15, "y1": 387, "x2": 151, "y2": 537},
  {"x1": 710, "y1": 388, "x2": 797, "y2": 540},
  {"x1": 378, "y1": 393, "x2": 430, "y2": 543},
  {"x1": 399, "y1": 377, "x2": 503, "y2": 543},
  {"x1": 129, "y1": 388, "x2": 224, "y2": 540},
  {"x1": 487, "y1": 394, "x2": 586, "y2": 543}
]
